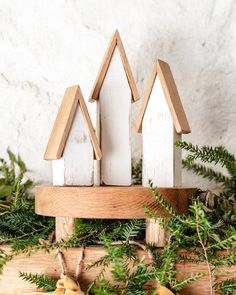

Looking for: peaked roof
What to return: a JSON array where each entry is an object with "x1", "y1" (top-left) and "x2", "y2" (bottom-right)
[
  {"x1": 89, "y1": 30, "x2": 139, "y2": 102},
  {"x1": 136, "y1": 59, "x2": 191, "y2": 134},
  {"x1": 44, "y1": 85, "x2": 102, "y2": 160}
]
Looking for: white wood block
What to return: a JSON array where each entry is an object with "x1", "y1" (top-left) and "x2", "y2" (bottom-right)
[
  {"x1": 52, "y1": 104, "x2": 94, "y2": 187},
  {"x1": 143, "y1": 75, "x2": 182, "y2": 247},
  {"x1": 99, "y1": 47, "x2": 132, "y2": 186},
  {"x1": 63, "y1": 103, "x2": 94, "y2": 186},
  {"x1": 94, "y1": 101, "x2": 101, "y2": 186},
  {"x1": 52, "y1": 159, "x2": 64, "y2": 185},
  {"x1": 142, "y1": 76, "x2": 181, "y2": 188}
]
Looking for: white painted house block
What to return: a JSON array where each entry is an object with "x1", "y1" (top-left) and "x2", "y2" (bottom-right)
[
  {"x1": 136, "y1": 59, "x2": 191, "y2": 247},
  {"x1": 89, "y1": 30, "x2": 139, "y2": 186},
  {"x1": 142, "y1": 76, "x2": 181, "y2": 188},
  {"x1": 63, "y1": 104, "x2": 94, "y2": 186},
  {"x1": 52, "y1": 105, "x2": 94, "y2": 186},
  {"x1": 99, "y1": 48, "x2": 132, "y2": 185},
  {"x1": 44, "y1": 85, "x2": 101, "y2": 241}
]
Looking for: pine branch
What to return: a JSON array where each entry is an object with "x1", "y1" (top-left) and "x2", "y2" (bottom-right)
[
  {"x1": 132, "y1": 159, "x2": 142, "y2": 185},
  {"x1": 211, "y1": 252, "x2": 236, "y2": 267},
  {"x1": 19, "y1": 272, "x2": 56, "y2": 291},
  {"x1": 172, "y1": 272, "x2": 205, "y2": 291},
  {"x1": 207, "y1": 228, "x2": 236, "y2": 250},
  {"x1": 175, "y1": 141, "x2": 236, "y2": 168},
  {"x1": 182, "y1": 159, "x2": 231, "y2": 189},
  {"x1": 121, "y1": 220, "x2": 144, "y2": 241},
  {"x1": 195, "y1": 203, "x2": 214, "y2": 295},
  {"x1": 215, "y1": 279, "x2": 236, "y2": 295}
]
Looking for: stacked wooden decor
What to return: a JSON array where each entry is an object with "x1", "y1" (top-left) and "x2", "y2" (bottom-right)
[
  {"x1": 36, "y1": 30, "x2": 194, "y2": 245},
  {"x1": 0, "y1": 30, "x2": 204, "y2": 294}
]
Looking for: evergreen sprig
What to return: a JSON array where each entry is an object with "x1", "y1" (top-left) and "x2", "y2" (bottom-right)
[
  {"x1": 19, "y1": 272, "x2": 56, "y2": 291},
  {"x1": 215, "y1": 279, "x2": 236, "y2": 295},
  {"x1": 176, "y1": 141, "x2": 236, "y2": 224},
  {"x1": 172, "y1": 272, "x2": 205, "y2": 291}
]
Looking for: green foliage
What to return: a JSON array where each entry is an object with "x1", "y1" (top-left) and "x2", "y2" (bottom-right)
[
  {"x1": 19, "y1": 272, "x2": 56, "y2": 291},
  {"x1": 215, "y1": 279, "x2": 236, "y2": 295},
  {"x1": 147, "y1": 187, "x2": 236, "y2": 294},
  {"x1": 132, "y1": 159, "x2": 142, "y2": 185},
  {"x1": 0, "y1": 150, "x2": 55, "y2": 273},
  {"x1": 0, "y1": 146, "x2": 235, "y2": 294},
  {"x1": 0, "y1": 148, "x2": 34, "y2": 212},
  {"x1": 172, "y1": 272, "x2": 205, "y2": 292},
  {"x1": 176, "y1": 141, "x2": 236, "y2": 224}
]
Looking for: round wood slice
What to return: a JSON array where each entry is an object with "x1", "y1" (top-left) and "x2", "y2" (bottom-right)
[{"x1": 35, "y1": 186, "x2": 196, "y2": 219}]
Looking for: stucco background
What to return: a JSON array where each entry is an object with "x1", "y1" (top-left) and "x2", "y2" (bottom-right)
[{"x1": 0, "y1": 0, "x2": 235, "y2": 189}]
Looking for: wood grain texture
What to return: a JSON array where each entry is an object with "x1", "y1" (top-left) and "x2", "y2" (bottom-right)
[
  {"x1": 136, "y1": 59, "x2": 190, "y2": 134},
  {"x1": 44, "y1": 85, "x2": 101, "y2": 161},
  {"x1": 100, "y1": 47, "x2": 132, "y2": 185},
  {"x1": 55, "y1": 217, "x2": 76, "y2": 241},
  {"x1": 0, "y1": 245, "x2": 234, "y2": 295},
  {"x1": 89, "y1": 30, "x2": 139, "y2": 102},
  {"x1": 35, "y1": 186, "x2": 196, "y2": 219},
  {"x1": 44, "y1": 86, "x2": 79, "y2": 160}
]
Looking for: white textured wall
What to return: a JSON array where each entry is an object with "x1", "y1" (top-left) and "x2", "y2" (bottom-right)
[{"x1": 0, "y1": 0, "x2": 235, "y2": 189}]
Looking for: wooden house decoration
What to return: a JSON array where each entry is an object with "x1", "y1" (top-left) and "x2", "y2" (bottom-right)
[
  {"x1": 136, "y1": 59, "x2": 191, "y2": 246},
  {"x1": 2, "y1": 32, "x2": 234, "y2": 295},
  {"x1": 44, "y1": 85, "x2": 102, "y2": 240},
  {"x1": 89, "y1": 30, "x2": 139, "y2": 186}
]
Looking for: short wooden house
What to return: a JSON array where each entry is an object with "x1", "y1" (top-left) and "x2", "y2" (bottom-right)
[{"x1": 136, "y1": 59, "x2": 191, "y2": 245}]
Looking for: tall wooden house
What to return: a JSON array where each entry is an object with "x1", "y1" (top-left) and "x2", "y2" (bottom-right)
[{"x1": 89, "y1": 30, "x2": 139, "y2": 186}]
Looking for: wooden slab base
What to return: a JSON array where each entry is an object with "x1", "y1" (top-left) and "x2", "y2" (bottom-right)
[
  {"x1": 0, "y1": 245, "x2": 235, "y2": 295},
  {"x1": 35, "y1": 186, "x2": 197, "y2": 218}
]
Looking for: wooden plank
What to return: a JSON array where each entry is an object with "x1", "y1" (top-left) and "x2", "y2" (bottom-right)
[
  {"x1": 52, "y1": 163, "x2": 76, "y2": 241},
  {"x1": 55, "y1": 217, "x2": 76, "y2": 241},
  {"x1": 35, "y1": 186, "x2": 196, "y2": 219},
  {"x1": 0, "y1": 245, "x2": 235, "y2": 295},
  {"x1": 78, "y1": 88, "x2": 102, "y2": 161},
  {"x1": 89, "y1": 30, "x2": 139, "y2": 102},
  {"x1": 135, "y1": 64, "x2": 157, "y2": 133},
  {"x1": 89, "y1": 30, "x2": 117, "y2": 102},
  {"x1": 100, "y1": 47, "x2": 132, "y2": 185},
  {"x1": 157, "y1": 60, "x2": 190, "y2": 134},
  {"x1": 142, "y1": 75, "x2": 182, "y2": 247},
  {"x1": 44, "y1": 86, "x2": 79, "y2": 160},
  {"x1": 116, "y1": 31, "x2": 139, "y2": 101},
  {"x1": 136, "y1": 60, "x2": 190, "y2": 134}
]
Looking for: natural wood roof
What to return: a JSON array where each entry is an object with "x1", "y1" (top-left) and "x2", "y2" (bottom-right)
[
  {"x1": 136, "y1": 59, "x2": 191, "y2": 134},
  {"x1": 89, "y1": 30, "x2": 139, "y2": 102},
  {"x1": 44, "y1": 85, "x2": 102, "y2": 160}
]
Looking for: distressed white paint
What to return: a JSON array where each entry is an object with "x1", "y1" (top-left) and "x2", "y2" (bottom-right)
[
  {"x1": 52, "y1": 104, "x2": 94, "y2": 186},
  {"x1": 63, "y1": 104, "x2": 94, "y2": 186},
  {"x1": 143, "y1": 76, "x2": 182, "y2": 247},
  {"x1": 52, "y1": 158, "x2": 64, "y2": 186},
  {"x1": 99, "y1": 47, "x2": 132, "y2": 186},
  {"x1": 94, "y1": 101, "x2": 101, "y2": 186},
  {"x1": 143, "y1": 76, "x2": 181, "y2": 188}
]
